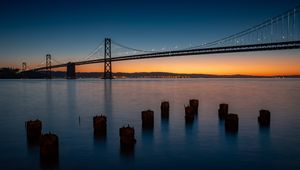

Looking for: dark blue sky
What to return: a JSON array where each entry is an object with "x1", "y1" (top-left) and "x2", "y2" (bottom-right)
[{"x1": 0, "y1": 0, "x2": 299, "y2": 67}]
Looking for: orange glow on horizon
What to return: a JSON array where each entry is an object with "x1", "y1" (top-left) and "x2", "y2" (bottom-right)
[
  {"x1": 3, "y1": 52, "x2": 300, "y2": 76},
  {"x1": 71, "y1": 53, "x2": 300, "y2": 76}
]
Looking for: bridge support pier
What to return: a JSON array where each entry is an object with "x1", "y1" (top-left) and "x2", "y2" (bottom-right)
[
  {"x1": 103, "y1": 38, "x2": 113, "y2": 79},
  {"x1": 67, "y1": 62, "x2": 76, "y2": 79}
]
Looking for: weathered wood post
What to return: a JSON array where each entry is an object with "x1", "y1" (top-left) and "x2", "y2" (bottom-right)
[
  {"x1": 40, "y1": 133, "x2": 59, "y2": 160},
  {"x1": 225, "y1": 114, "x2": 239, "y2": 132},
  {"x1": 142, "y1": 110, "x2": 154, "y2": 129},
  {"x1": 119, "y1": 125, "x2": 136, "y2": 147},
  {"x1": 93, "y1": 115, "x2": 107, "y2": 137},
  {"x1": 185, "y1": 106, "x2": 194, "y2": 122},
  {"x1": 258, "y1": 109, "x2": 271, "y2": 126},
  {"x1": 218, "y1": 103, "x2": 229, "y2": 119},
  {"x1": 25, "y1": 119, "x2": 42, "y2": 142},
  {"x1": 190, "y1": 99, "x2": 199, "y2": 114},
  {"x1": 161, "y1": 101, "x2": 170, "y2": 119}
]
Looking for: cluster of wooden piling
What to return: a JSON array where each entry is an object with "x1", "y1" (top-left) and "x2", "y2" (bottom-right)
[
  {"x1": 185, "y1": 99, "x2": 199, "y2": 122},
  {"x1": 218, "y1": 103, "x2": 271, "y2": 133},
  {"x1": 217, "y1": 103, "x2": 239, "y2": 132},
  {"x1": 25, "y1": 100, "x2": 271, "y2": 159},
  {"x1": 25, "y1": 119, "x2": 59, "y2": 161}
]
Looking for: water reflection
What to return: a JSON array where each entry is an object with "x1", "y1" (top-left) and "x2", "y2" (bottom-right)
[
  {"x1": 142, "y1": 126, "x2": 154, "y2": 152},
  {"x1": 218, "y1": 119, "x2": 238, "y2": 143},
  {"x1": 259, "y1": 123, "x2": 270, "y2": 148},
  {"x1": 46, "y1": 81, "x2": 53, "y2": 114},
  {"x1": 161, "y1": 118, "x2": 169, "y2": 133},
  {"x1": 1, "y1": 79, "x2": 300, "y2": 169},
  {"x1": 120, "y1": 144, "x2": 135, "y2": 157},
  {"x1": 93, "y1": 131, "x2": 107, "y2": 154},
  {"x1": 104, "y1": 80, "x2": 112, "y2": 117},
  {"x1": 93, "y1": 131, "x2": 107, "y2": 142},
  {"x1": 185, "y1": 118, "x2": 195, "y2": 130},
  {"x1": 259, "y1": 125, "x2": 270, "y2": 133},
  {"x1": 185, "y1": 116, "x2": 198, "y2": 139},
  {"x1": 67, "y1": 80, "x2": 77, "y2": 116},
  {"x1": 40, "y1": 157, "x2": 59, "y2": 170},
  {"x1": 26, "y1": 138, "x2": 39, "y2": 155}
]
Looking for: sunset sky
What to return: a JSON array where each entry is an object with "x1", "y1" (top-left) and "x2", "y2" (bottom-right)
[{"x1": 1, "y1": 0, "x2": 300, "y2": 75}]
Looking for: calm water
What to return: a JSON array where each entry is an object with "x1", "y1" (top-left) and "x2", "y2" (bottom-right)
[{"x1": 0, "y1": 78, "x2": 300, "y2": 169}]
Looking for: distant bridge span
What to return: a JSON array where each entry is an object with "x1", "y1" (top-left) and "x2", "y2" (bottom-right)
[
  {"x1": 31, "y1": 40, "x2": 300, "y2": 71},
  {"x1": 22, "y1": 5, "x2": 300, "y2": 79}
]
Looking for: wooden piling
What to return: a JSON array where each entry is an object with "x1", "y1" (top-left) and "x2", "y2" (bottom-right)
[
  {"x1": 218, "y1": 103, "x2": 229, "y2": 119},
  {"x1": 93, "y1": 115, "x2": 107, "y2": 133},
  {"x1": 119, "y1": 125, "x2": 136, "y2": 147},
  {"x1": 225, "y1": 113, "x2": 239, "y2": 132},
  {"x1": 25, "y1": 119, "x2": 42, "y2": 141},
  {"x1": 142, "y1": 110, "x2": 154, "y2": 128},
  {"x1": 161, "y1": 101, "x2": 170, "y2": 119},
  {"x1": 189, "y1": 99, "x2": 199, "y2": 114},
  {"x1": 40, "y1": 133, "x2": 59, "y2": 160},
  {"x1": 185, "y1": 106, "x2": 194, "y2": 122},
  {"x1": 258, "y1": 109, "x2": 271, "y2": 126}
]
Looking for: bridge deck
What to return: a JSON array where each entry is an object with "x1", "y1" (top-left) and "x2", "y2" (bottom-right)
[{"x1": 30, "y1": 40, "x2": 300, "y2": 71}]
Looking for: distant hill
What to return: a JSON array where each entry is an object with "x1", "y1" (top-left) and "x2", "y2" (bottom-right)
[
  {"x1": 1, "y1": 68, "x2": 300, "y2": 79},
  {"x1": 25, "y1": 71, "x2": 300, "y2": 79}
]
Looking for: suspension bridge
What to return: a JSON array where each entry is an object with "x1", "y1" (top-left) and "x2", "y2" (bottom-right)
[{"x1": 21, "y1": 5, "x2": 300, "y2": 79}]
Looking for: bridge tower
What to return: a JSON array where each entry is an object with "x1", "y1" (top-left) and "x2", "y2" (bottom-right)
[
  {"x1": 22, "y1": 62, "x2": 27, "y2": 72},
  {"x1": 46, "y1": 54, "x2": 52, "y2": 79},
  {"x1": 103, "y1": 38, "x2": 113, "y2": 79}
]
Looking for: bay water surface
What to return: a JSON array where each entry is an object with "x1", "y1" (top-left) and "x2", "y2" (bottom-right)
[{"x1": 0, "y1": 78, "x2": 300, "y2": 169}]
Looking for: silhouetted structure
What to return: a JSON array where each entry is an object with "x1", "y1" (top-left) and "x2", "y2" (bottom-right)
[
  {"x1": 185, "y1": 105, "x2": 195, "y2": 122},
  {"x1": 119, "y1": 125, "x2": 136, "y2": 147},
  {"x1": 225, "y1": 114, "x2": 239, "y2": 132},
  {"x1": 103, "y1": 38, "x2": 113, "y2": 79},
  {"x1": 22, "y1": 62, "x2": 27, "y2": 72},
  {"x1": 25, "y1": 119, "x2": 42, "y2": 143},
  {"x1": 218, "y1": 103, "x2": 229, "y2": 119},
  {"x1": 46, "y1": 54, "x2": 52, "y2": 79},
  {"x1": 40, "y1": 133, "x2": 59, "y2": 160},
  {"x1": 0, "y1": 68, "x2": 19, "y2": 78},
  {"x1": 161, "y1": 101, "x2": 170, "y2": 119},
  {"x1": 258, "y1": 109, "x2": 271, "y2": 126},
  {"x1": 189, "y1": 99, "x2": 199, "y2": 114},
  {"x1": 21, "y1": 5, "x2": 300, "y2": 80},
  {"x1": 93, "y1": 115, "x2": 107, "y2": 137},
  {"x1": 142, "y1": 110, "x2": 154, "y2": 129},
  {"x1": 66, "y1": 62, "x2": 76, "y2": 79}
]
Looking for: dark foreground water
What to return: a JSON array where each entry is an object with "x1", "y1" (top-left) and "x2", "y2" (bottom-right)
[{"x1": 0, "y1": 78, "x2": 300, "y2": 170}]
